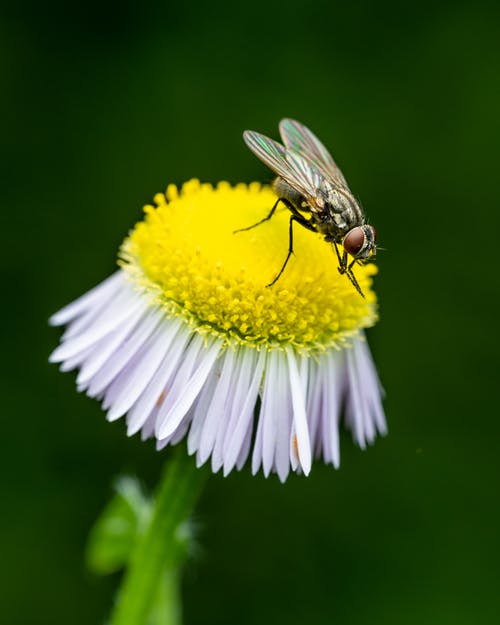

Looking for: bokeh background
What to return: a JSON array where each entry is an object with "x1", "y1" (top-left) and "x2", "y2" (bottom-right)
[{"x1": 2, "y1": 1, "x2": 500, "y2": 623}]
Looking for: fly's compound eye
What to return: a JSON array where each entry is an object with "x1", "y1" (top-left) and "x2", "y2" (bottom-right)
[{"x1": 343, "y1": 227, "x2": 366, "y2": 257}]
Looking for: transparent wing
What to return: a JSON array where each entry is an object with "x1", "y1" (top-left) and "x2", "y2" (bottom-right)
[
  {"x1": 243, "y1": 130, "x2": 324, "y2": 199},
  {"x1": 279, "y1": 118, "x2": 349, "y2": 189}
]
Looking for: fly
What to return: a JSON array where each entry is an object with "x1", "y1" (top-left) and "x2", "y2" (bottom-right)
[{"x1": 235, "y1": 118, "x2": 377, "y2": 297}]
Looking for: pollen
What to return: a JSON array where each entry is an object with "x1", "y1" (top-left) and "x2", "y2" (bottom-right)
[{"x1": 120, "y1": 180, "x2": 378, "y2": 351}]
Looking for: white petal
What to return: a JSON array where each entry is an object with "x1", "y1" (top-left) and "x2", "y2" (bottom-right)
[
  {"x1": 186, "y1": 364, "x2": 221, "y2": 456},
  {"x1": 76, "y1": 302, "x2": 148, "y2": 386},
  {"x1": 251, "y1": 405, "x2": 264, "y2": 476},
  {"x1": 49, "y1": 287, "x2": 144, "y2": 363},
  {"x1": 156, "y1": 408, "x2": 193, "y2": 449},
  {"x1": 49, "y1": 272, "x2": 124, "y2": 326},
  {"x1": 125, "y1": 322, "x2": 190, "y2": 435},
  {"x1": 104, "y1": 319, "x2": 180, "y2": 422},
  {"x1": 345, "y1": 345, "x2": 369, "y2": 448},
  {"x1": 322, "y1": 351, "x2": 342, "y2": 468},
  {"x1": 346, "y1": 340, "x2": 385, "y2": 449},
  {"x1": 236, "y1": 421, "x2": 253, "y2": 471},
  {"x1": 86, "y1": 307, "x2": 164, "y2": 398},
  {"x1": 351, "y1": 340, "x2": 377, "y2": 444},
  {"x1": 155, "y1": 335, "x2": 222, "y2": 440},
  {"x1": 261, "y1": 349, "x2": 280, "y2": 477},
  {"x1": 61, "y1": 278, "x2": 131, "y2": 342},
  {"x1": 213, "y1": 348, "x2": 254, "y2": 472},
  {"x1": 222, "y1": 348, "x2": 266, "y2": 475},
  {"x1": 170, "y1": 413, "x2": 193, "y2": 444},
  {"x1": 286, "y1": 348, "x2": 311, "y2": 476},
  {"x1": 197, "y1": 349, "x2": 236, "y2": 465},
  {"x1": 61, "y1": 295, "x2": 113, "y2": 342},
  {"x1": 139, "y1": 406, "x2": 158, "y2": 441},
  {"x1": 354, "y1": 337, "x2": 387, "y2": 435},
  {"x1": 59, "y1": 344, "x2": 96, "y2": 372},
  {"x1": 305, "y1": 358, "x2": 323, "y2": 457},
  {"x1": 274, "y1": 353, "x2": 292, "y2": 483}
]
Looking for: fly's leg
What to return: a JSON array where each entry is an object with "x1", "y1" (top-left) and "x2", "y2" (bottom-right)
[
  {"x1": 233, "y1": 198, "x2": 282, "y2": 233},
  {"x1": 333, "y1": 241, "x2": 347, "y2": 270},
  {"x1": 267, "y1": 213, "x2": 315, "y2": 287},
  {"x1": 333, "y1": 241, "x2": 365, "y2": 298},
  {"x1": 345, "y1": 267, "x2": 365, "y2": 299},
  {"x1": 266, "y1": 216, "x2": 298, "y2": 287},
  {"x1": 233, "y1": 195, "x2": 316, "y2": 287}
]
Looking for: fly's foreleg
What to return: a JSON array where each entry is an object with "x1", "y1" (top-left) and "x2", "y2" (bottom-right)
[
  {"x1": 266, "y1": 215, "x2": 299, "y2": 287},
  {"x1": 233, "y1": 198, "x2": 282, "y2": 233},
  {"x1": 333, "y1": 242, "x2": 348, "y2": 273},
  {"x1": 267, "y1": 213, "x2": 314, "y2": 287},
  {"x1": 333, "y1": 241, "x2": 364, "y2": 298}
]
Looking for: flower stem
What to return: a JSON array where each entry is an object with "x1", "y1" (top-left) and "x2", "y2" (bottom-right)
[
  {"x1": 150, "y1": 568, "x2": 182, "y2": 625},
  {"x1": 110, "y1": 447, "x2": 208, "y2": 625}
]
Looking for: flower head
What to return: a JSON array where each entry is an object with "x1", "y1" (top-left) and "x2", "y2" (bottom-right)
[{"x1": 50, "y1": 180, "x2": 386, "y2": 481}]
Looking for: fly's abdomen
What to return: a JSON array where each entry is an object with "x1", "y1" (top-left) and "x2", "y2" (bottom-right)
[{"x1": 273, "y1": 177, "x2": 307, "y2": 212}]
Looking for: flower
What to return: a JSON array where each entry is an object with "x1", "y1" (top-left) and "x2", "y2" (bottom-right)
[{"x1": 50, "y1": 179, "x2": 386, "y2": 482}]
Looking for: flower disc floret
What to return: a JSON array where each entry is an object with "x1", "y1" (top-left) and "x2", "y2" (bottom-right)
[{"x1": 121, "y1": 179, "x2": 378, "y2": 350}]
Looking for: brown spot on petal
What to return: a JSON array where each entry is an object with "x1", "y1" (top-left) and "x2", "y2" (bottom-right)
[
  {"x1": 292, "y1": 434, "x2": 299, "y2": 461},
  {"x1": 156, "y1": 390, "x2": 167, "y2": 407}
]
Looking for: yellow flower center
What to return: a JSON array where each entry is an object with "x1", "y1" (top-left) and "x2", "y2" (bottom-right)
[{"x1": 120, "y1": 179, "x2": 378, "y2": 351}]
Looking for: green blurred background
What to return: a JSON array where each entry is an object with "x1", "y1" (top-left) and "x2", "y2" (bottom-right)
[{"x1": 2, "y1": 1, "x2": 499, "y2": 623}]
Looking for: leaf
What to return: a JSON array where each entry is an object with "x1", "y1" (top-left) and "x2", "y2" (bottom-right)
[{"x1": 86, "y1": 476, "x2": 152, "y2": 575}]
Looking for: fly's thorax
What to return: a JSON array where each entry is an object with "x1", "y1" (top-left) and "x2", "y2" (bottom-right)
[
  {"x1": 324, "y1": 187, "x2": 364, "y2": 228},
  {"x1": 312, "y1": 192, "x2": 355, "y2": 240}
]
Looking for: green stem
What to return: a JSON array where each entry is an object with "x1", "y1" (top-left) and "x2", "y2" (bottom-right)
[
  {"x1": 110, "y1": 447, "x2": 208, "y2": 625},
  {"x1": 150, "y1": 568, "x2": 182, "y2": 625}
]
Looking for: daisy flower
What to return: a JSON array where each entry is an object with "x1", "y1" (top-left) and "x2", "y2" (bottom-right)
[{"x1": 50, "y1": 179, "x2": 386, "y2": 481}]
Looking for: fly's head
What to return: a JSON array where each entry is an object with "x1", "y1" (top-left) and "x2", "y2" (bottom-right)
[{"x1": 343, "y1": 225, "x2": 376, "y2": 260}]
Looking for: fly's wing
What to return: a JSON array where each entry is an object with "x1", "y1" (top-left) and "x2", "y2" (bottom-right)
[
  {"x1": 243, "y1": 130, "x2": 324, "y2": 200},
  {"x1": 279, "y1": 118, "x2": 350, "y2": 189}
]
